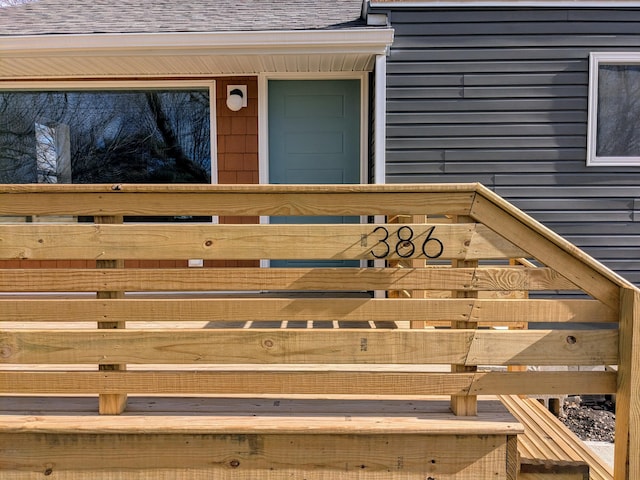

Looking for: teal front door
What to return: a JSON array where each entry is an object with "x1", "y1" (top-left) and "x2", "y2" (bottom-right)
[{"x1": 268, "y1": 79, "x2": 361, "y2": 267}]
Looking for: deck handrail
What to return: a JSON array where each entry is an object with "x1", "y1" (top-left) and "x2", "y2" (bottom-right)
[{"x1": 0, "y1": 183, "x2": 637, "y2": 479}]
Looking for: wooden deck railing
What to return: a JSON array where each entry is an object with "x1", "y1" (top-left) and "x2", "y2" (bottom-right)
[{"x1": 0, "y1": 183, "x2": 637, "y2": 479}]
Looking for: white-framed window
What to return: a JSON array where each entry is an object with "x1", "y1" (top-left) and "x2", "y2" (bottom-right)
[
  {"x1": 588, "y1": 52, "x2": 640, "y2": 166},
  {"x1": 0, "y1": 81, "x2": 216, "y2": 183}
]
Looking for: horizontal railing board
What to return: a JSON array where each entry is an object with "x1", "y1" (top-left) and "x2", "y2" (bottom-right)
[
  {"x1": 0, "y1": 185, "x2": 476, "y2": 217},
  {"x1": 2, "y1": 329, "x2": 470, "y2": 365},
  {"x1": 0, "y1": 298, "x2": 617, "y2": 324},
  {"x1": 0, "y1": 267, "x2": 579, "y2": 292},
  {"x1": 466, "y1": 329, "x2": 618, "y2": 366},
  {"x1": 0, "y1": 329, "x2": 618, "y2": 366},
  {"x1": 0, "y1": 223, "x2": 525, "y2": 261},
  {"x1": 0, "y1": 371, "x2": 616, "y2": 396}
]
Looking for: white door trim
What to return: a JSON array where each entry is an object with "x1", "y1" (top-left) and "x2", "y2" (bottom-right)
[{"x1": 257, "y1": 73, "x2": 369, "y2": 268}]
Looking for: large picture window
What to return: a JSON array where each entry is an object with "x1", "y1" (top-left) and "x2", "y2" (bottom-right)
[
  {"x1": 588, "y1": 53, "x2": 640, "y2": 166},
  {"x1": 0, "y1": 82, "x2": 214, "y2": 183}
]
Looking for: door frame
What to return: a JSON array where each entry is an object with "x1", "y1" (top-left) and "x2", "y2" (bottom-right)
[
  {"x1": 257, "y1": 72, "x2": 369, "y2": 186},
  {"x1": 257, "y1": 73, "x2": 369, "y2": 268}
]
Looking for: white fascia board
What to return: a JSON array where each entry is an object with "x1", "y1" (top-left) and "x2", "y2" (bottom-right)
[
  {"x1": 370, "y1": 1, "x2": 640, "y2": 6},
  {"x1": 0, "y1": 29, "x2": 394, "y2": 56}
]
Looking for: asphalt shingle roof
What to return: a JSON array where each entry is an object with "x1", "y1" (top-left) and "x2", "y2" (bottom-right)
[{"x1": 0, "y1": 0, "x2": 367, "y2": 36}]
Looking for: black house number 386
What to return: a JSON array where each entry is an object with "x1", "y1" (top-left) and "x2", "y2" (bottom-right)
[{"x1": 370, "y1": 225, "x2": 444, "y2": 259}]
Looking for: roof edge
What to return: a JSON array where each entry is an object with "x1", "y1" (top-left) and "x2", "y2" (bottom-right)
[{"x1": 0, "y1": 29, "x2": 394, "y2": 55}]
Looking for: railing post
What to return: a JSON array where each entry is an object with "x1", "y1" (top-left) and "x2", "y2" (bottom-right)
[
  {"x1": 616, "y1": 287, "x2": 640, "y2": 480},
  {"x1": 388, "y1": 214, "x2": 428, "y2": 328},
  {"x1": 95, "y1": 214, "x2": 127, "y2": 415},
  {"x1": 408, "y1": 215, "x2": 428, "y2": 329},
  {"x1": 450, "y1": 215, "x2": 478, "y2": 416},
  {"x1": 506, "y1": 258, "x2": 529, "y2": 375}
]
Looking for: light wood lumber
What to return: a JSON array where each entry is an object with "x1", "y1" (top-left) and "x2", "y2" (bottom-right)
[
  {"x1": 471, "y1": 186, "x2": 624, "y2": 310},
  {"x1": 0, "y1": 396, "x2": 512, "y2": 416},
  {"x1": 0, "y1": 401, "x2": 521, "y2": 435},
  {"x1": 94, "y1": 214, "x2": 127, "y2": 415},
  {"x1": 506, "y1": 258, "x2": 530, "y2": 371},
  {"x1": 0, "y1": 432, "x2": 512, "y2": 479},
  {"x1": 468, "y1": 371, "x2": 616, "y2": 395},
  {"x1": 388, "y1": 214, "x2": 429, "y2": 328},
  {"x1": 1, "y1": 329, "x2": 471, "y2": 365},
  {"x1": 506, "y1": 434, "x2": 519, "y2": 480},
  {"x1": 0, "y1": 183, "x2": 478, "y2": 216},
  {"x1": 616, "y1": 288, "x2": 640, "y2": 480},
  {"x1": 0, "y1": 371, "x2": 616, "y2": 396},
  {"x1": 0, "y1": 298, "x2": 616, "y2": 323},
  {"x1": 0, "y1": 223, "x2": 526, "y2": 260},
  {"x1": 1, "y1": 183, "x2": 634, "y2": 479},
  {"x1": 0, "y1": 191, "x2": 476, "y2": 218},
  {"x1": 0, "y1": 183, "x2": 480, "y2": 194},
  {"x1": 501, "y1": 395, "x2": 612, "y2": 480},
  {"x1": 450, "y1": 215, "x2": 479, "y2": 416},
  {"x1": 0, "y1": 329, "x2": 618, "y2": 366},
  {"x1": 519, "y1": 468, "x2": 588, "y2": 480},
  {"x1": 464, "y1": 329, "x2": 618, "y2": 366},
  {"x1": 0, "y1": 266, "x2": 579, "y2": 292}
]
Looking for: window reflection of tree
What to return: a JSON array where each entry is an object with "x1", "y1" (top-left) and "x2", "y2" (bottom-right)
[
  {"x1": 0, "y1": 90, "x2": 211, "y2": 185},
  {"x1": 597, "y1": 65, "x2": 640, "y2": 157}
]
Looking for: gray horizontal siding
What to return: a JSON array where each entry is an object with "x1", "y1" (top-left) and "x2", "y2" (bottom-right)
[
  {"x1": 387, "y1": 136, "x2": 585, "y2": 149},
  {"x1": 393, "y1": 35, "x2": 640, "y2": 49},
  {"x1": 387, "y1": 98, "x2": 586, "y2": 112},
  {"x1": 388, "y1": 112, "x2": 587, "y2": 124},
  {"x1": 388, "y1": 60, "x2": 587, "y2": 74},
  {"x1": 381, "y1": 7, "x2": 640, "y2": 285},
  {"x1": 390, "y1": 48, "x2": 608, "y2": 62}
]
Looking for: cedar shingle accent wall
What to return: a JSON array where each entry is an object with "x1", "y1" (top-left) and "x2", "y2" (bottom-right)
[
  {"x1": 216, "y1": 77, "x2": 259, "y2": 186},
  {"x1": 209, "y1": 76, "x2": 259, "y2": 268}
]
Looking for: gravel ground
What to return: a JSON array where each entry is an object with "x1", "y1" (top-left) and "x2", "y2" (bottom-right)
[{"x1": 559, "y1": 396, "x2": 616, "y2": 443}]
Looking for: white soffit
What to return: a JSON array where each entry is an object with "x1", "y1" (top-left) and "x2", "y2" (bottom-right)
[{"x1": 0, "y1": 29, "x2": 394, "y2": 79}]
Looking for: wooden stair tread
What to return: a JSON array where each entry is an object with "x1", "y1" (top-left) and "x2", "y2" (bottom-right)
[
  {"x1": 499, "y1": 395, "x2": 613, "y2": 480},
  {"x1": 0, "y1": 396, "x2": 523, "y2": 436}
]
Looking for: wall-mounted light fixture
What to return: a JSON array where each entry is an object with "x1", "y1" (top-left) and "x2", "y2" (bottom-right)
[{"x1": 226, "y1": 85, "x2": 247, "y2": 112}]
